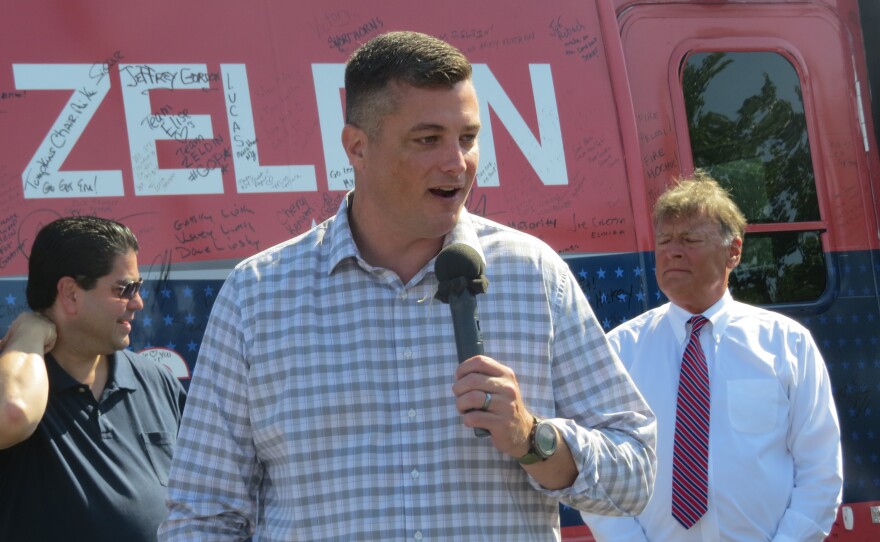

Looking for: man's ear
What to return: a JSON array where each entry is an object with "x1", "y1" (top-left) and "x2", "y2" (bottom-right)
[
  {"x1": 56, "y1": 276, "x2": 80, "y2": 315},
  {"x1": 341, "y1": 123, "x2": 367, "y2": 169},
  {"x1": 727, "y1": 237, "x2": 743, "y2": 270}
]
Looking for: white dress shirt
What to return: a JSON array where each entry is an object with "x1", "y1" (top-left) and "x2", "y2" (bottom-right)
[{"x1": 582, "y1": 292, "x2": 842, "y2": 542}]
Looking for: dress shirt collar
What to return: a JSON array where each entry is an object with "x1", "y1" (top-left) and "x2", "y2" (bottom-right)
[
  {"x1": 326, "y1": 191, "x2": 361, "y2": 275},
  {"x1": 440, "y1": 209, "x2": 487, "y2": 262},
  {"x1": 667, "y1": 290, "x2": 734, "y2": 345},
  {"x1": 326, "y1": 190, "x2": 487, "y2": 277}
]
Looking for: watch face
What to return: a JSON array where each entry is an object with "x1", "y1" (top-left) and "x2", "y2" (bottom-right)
[{"x1": 535, "y1": 421, "x2": 557, "y2": 457}]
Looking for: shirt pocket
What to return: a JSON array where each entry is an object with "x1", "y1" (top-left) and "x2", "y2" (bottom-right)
[
  {"x1": 727, "y1": 379, "x2": 781, "y2": 434},
  {"x1": 140, "y1": 431, "x2": 174, "y2": 486}
]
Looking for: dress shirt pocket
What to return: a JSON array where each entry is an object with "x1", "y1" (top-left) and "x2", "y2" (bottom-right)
[
  {"x1": 727, "y1": 379, "x2": 781, "y2": 434},
  {"x1": 140, "y1": 431, "x2": 175, "y2": 486}
]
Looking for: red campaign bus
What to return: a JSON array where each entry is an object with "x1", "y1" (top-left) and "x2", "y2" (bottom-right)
[{"x1": 1, "y1": 0, "x2": 877, "y2": 539}]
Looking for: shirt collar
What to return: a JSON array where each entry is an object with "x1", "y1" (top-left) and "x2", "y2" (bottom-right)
[
  {"x1": 326, "y1": 191, "x2": 361, "y2": 275},
  {"x1": 440, "y1": 209, "x2": 486, "y2": 263},
  {"x1": 667, "y1": 290, "x2": 733, "y2": 345},
  {"x1": 326, "y1": 190, "x2": 486, "y2": 277},
  {"x1": 109, "y1": 351, "x2": 139, "y2": 391},
  {"x1": 45, "y1": 351, "x2": 139, "y2": 395}
]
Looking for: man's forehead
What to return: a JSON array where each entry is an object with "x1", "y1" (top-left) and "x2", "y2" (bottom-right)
[
  {"x1": 407, "y1": 119, "x2": 481, "y2": 133},
  {"x1": 656, "y1": 215, "x2": 722, "y2": 234}
]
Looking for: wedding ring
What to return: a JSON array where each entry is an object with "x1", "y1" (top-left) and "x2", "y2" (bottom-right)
[{"x1": 480, "y1": 391, "x2": 492, "y2": 411}]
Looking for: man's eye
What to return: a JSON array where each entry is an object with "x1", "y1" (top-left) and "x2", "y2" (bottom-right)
[{"x1": 416, "y1": 136, "x2": 438, "y2": 144}]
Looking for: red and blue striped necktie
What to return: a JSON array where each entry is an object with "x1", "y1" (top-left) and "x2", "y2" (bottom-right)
[{"x1": 671, "y1": 314, "x2": 710, "y2": 528}]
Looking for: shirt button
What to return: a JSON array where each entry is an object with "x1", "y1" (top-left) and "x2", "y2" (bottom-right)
[
  {"x1": 408, "y1": 409, "x2": 417, "y2": 419},
  {"x1": 410, "y1": 469, "x2": 420, "y2": 479},
  {"x1": 404, "y1": 349, "x2": 413, "y2": 359},
  {"x1": 78, "y1": 388, "x2": 86, "y2": 393},
  {"x1": 400, "y1": 291, "x2": 409, "y2": 300},
  {"x1": 414, "y1": 532, "x2": 423, "y2": 541}
]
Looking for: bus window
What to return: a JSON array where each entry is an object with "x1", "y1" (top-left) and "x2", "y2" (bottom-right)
[{"x1": 682, "y1": 51, "x2": 826, "y2": 305}]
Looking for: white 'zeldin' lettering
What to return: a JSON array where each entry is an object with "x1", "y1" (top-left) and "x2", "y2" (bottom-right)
[
  {"x1": 14, "y1": 61, "x2": 568, "y2": 199},
  {"x1": 14, "y1": 64, "x2": 122, "y2": 199},
  {"x1": 222, "y1": 64, "x2": 316, "y2": 193}
]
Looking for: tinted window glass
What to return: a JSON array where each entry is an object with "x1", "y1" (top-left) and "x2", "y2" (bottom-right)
[
  {"x1": 684, "y1": 52, "x2": 819, "y2": 223},
  {"x1": 683, "y1": 51, "x2": 826, "y2": 304},
  {"x1": 730, "y1": 231, "x2": 826, "y2": 304}
]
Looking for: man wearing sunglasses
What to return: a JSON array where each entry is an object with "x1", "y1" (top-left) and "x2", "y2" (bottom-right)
[{"x1": 0, "y1": 216, "x2": 186, "y2": 542}]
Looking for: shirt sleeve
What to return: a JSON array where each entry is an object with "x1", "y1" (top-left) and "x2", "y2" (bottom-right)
[
  {"x1": 773, "y1": 328, "x2": 842, "y2": 541},
  {"x1": 159, "y1": 272, "x2": 260, "y2": 541},
  {"x1": 527, "y1": 263, "x2": 657, "y2": 516},
  {"x1": 578, "y1": 324, "x2": 652, "y2": 541}
]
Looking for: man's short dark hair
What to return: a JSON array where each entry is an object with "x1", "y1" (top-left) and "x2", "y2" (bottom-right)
[
  {"x1": 26, "y1": 216, "x2": 139, "y2": 311},
  {"x1": 344, "y1": 30, "x2": 473, "y2": 136}
]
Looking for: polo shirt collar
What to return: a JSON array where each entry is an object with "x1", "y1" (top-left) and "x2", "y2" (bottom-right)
[
  {"x1": 45, "y1": 351, "x2": 139, "y2": 395},
  {"x1": 109, "y1": 351, "x2": 139, "y2": 391}
]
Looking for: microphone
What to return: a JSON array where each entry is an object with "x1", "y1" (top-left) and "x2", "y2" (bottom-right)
[{"x1": 434, "y1": 243, "x2": 490, "y2": 437}]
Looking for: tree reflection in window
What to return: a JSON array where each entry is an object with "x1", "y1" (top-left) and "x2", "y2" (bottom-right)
[{"x1": 683, "y1": 51, "x2": 826, "y2": 304}]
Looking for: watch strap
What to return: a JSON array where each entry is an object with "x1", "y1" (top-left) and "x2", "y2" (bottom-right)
[{"x1": 517, "y1": 416, "x2": 544, "y2": 465}]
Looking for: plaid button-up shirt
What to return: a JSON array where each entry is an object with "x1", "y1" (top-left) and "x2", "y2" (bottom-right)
[{"x1": 160, "y1": 196, "x2": 655, "y2": 541}]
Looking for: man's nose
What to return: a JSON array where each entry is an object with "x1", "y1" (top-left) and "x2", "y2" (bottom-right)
[{"x1": 440, "y1": 142, "x2": 469, "y2": 176}]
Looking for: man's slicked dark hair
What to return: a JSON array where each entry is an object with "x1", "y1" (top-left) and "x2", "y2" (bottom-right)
[
  {"x1": 344, "y1": 30, "x2": 473, "y2": 135},
  {"x1": 26, "y1": 216, "x2": 139, "y2": 311}
]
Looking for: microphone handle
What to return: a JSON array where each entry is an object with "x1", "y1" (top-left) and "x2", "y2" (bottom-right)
[{"x1": 448, "y1": 290, "x2": 490, "y2": 437}]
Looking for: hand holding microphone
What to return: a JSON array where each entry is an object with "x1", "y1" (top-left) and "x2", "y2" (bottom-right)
[{"x1": 434, "y1": 243, "x2": 490, "y2": 437}]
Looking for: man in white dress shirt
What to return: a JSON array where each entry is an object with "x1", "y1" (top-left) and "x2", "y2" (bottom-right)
[{"x1": 582, "y1": 171, "x2": 842, "y2": 541}]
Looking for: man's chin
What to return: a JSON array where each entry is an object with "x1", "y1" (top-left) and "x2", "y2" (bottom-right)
[{"x1": 115, "y1": 336, "x2": 131, "y2": 351}]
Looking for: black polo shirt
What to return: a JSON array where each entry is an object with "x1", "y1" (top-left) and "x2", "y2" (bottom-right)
[{"x1": 0, "y1": 350, "x2": 186, "y2": 542}]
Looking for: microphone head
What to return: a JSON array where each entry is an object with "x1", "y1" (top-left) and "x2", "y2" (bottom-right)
[{"x1": 435, "y1": 243, "x2": 485, "y2": 281}]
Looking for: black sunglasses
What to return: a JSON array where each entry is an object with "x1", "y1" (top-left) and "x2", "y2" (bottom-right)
[{"x1": 111, "y1": 278, "x2": 144, "y2": 300}]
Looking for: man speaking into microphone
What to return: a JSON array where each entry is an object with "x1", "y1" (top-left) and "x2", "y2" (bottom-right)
[{"x1": 161, "y1": 31, "x2": 656, "y2": 542}]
